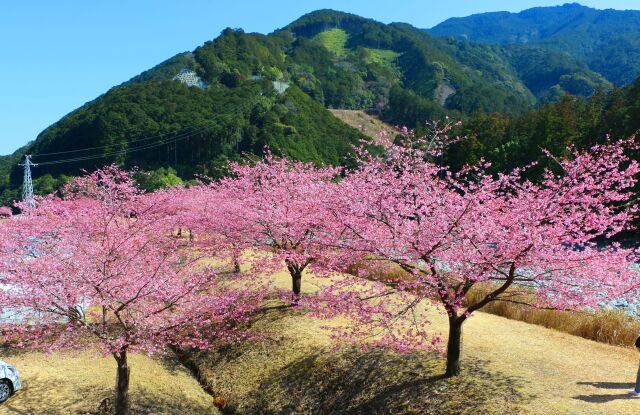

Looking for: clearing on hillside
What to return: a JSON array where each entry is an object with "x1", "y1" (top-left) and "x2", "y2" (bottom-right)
[
  {"x1": 329, "y1": 109, "x2": 397, "y2": 139},
  {"x1": 313, "y1": 28, "x2": 349, "y2": 56}
]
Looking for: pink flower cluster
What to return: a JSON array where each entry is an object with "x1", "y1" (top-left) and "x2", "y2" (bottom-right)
[
  {"x1": 0, "y1": 130, "x2": 638, "y2": 364},
  {"x1": 0, "y1": 166, "x2": 265, "y2": 356}
]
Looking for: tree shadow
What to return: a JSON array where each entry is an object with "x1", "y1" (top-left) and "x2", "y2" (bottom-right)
[
  {"x1": 239, "y1": 348, "x2": 528, "y2": 415},
  {"x1": 157, "y1": 349, "x2": 185, "y2": 373},
  {"x1": 127, "y1": 386, "x2": 218, "y2": 415}
]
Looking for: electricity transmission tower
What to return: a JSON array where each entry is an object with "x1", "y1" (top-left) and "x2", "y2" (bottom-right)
[{"x1": 19, "y1": 155, "x2": 37, "y2": 207}]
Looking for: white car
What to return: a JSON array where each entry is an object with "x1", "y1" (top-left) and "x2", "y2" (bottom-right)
[{"x1": 0, "y1": 360, "x2": 20, "y2": 403}]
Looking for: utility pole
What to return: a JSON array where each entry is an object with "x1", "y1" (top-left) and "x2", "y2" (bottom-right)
[{"x1": 19, "y1": 155, "x2": 37, "y2": 208}]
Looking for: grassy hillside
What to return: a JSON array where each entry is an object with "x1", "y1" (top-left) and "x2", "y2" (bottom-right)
[
  {"x1": 186, "y1": 309, "x2": 524, "y2": 415},
  {"x1": 329, "y1": 109, "x2": 397, "y2": 139},
  {"x1": 183, "y1": 271, "x2": 526, "y2": 415},
  {"x1": 182, "y1": 270, "x2": 640, "y2": 415},
  {"x1": 313, "y1": 28, "x2": 349, "y2": 56},
  {"x1": 3, "y1": 263, "x2": 640, "y2": 414}
]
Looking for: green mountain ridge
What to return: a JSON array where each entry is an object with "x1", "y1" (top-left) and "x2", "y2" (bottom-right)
[
  {"x1": 0, "y1": 8, "x2": 634, "y2": 205},
  {"x1": 428, "y1": 3, "x2": 640, "y2": 85}
]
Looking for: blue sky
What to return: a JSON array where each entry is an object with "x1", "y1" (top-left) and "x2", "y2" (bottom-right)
[{"x1": 2, "y1": 0, "x2": 640, "y2": 155}]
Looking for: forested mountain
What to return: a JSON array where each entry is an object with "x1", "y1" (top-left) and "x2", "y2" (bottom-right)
[
  {"x1": 0, "y1": 8, "x2": 632, "y2": 205},
  {"x1": 1, "y1": 81, "x2": 365, "y2": 203},
  {"x1": 283, "y1": 10, "x2": 607, "y2": 113},
  {"x1": 429, "y1": 3, "x2": 640, "y2": 85}
]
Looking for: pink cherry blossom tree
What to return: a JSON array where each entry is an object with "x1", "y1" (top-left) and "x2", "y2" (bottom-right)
[
  {"x1": 0, "y1": 166, "x2": 264, "y2": 415},
  {"x1": 177, "y1": 184, "x2": 245, "y2": 275},
  {"x1": 199, "y1": 152, "x2": 341, "y2": 299},
  {"x1": 326, "y1": 133, "x2": 639, "y2": 377},
  {"x1": 0, "y1": 206, "x2": 12, "y2": 218}
]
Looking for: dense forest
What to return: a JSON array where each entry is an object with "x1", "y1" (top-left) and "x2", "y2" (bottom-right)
[
  {"x1": 443, "y1": 81, "x2": 640, "y2": 174},
  {"x1": 1, "y1": 6, "x2": 639, "y2": 207},
  {"x1": 429, "y1": 3, "x2": 640, "y2": 85},
  {"x1": 0, "y1": 80, "x2": 365, "y2": 204}
]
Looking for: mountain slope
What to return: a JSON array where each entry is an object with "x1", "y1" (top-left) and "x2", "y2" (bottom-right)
[
  {"x1": 428, "y1": 3, "x2": 640, "y2": 85},
  {"x1": 9, "y1": 81, "x2": 365, "y2": 186},
  {"x1": 276, "y1": 10, "x2": 609, "y2": 129},
  {"x1": 0, "y1": 9, "x2": 618, "y2": 203}
]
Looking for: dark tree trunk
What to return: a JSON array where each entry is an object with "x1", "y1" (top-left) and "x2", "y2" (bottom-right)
[
  {"x1": 445, "y1": 316, "x2": 463, "y2": 377},
  {"x1": 291, "y1": 271, "x2": 302, "y2": 296},
  {"x1": 286, "y1": 261, "x2": 303, "y2": 297},
  {"x1": 114, "y1": 350, "x2": 131, "y2": 415},
  {"x1": 233, "y1": 258, "x2": 241, "y2": 274}
]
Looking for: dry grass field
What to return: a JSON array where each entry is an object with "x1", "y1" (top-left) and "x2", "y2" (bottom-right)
[
  {"x1": 0, "y1": 349, "x2": 218, "y2": 415},
  {"x1": 351, "y1": 261, "x2": 640, "y2": 349},
  {"x1": 186, "y1": 270, "x2": 640, "y2": 415},
  {"x1": 465, "y1": 286, "x2": 640, "y2": 348}
]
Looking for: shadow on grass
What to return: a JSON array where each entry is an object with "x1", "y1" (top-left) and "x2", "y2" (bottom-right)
[
  {"x1": 181, "y1": 303, "x2": 529, "y2": 415},
  {"x1": 158, "y1": 350, "x2": 186, "y2": 373},
  {"x1": 573, "y1": 393, "x2": 637, "y2": 403},
  {"x1": 127, "y1": 386, "x2": 217, "y2": 415},
  {"x1": 1, "y1": 375, "x2": 102, "y2": 415},
  {"x1": 576, "y1": 381, "x2": 635, "y2": 390},
  {"x1": 241, "y1": 348, "x2": 527, "y2": 415},
  {"x1": 574, "y1": 380, "x2": 639, "y2": 403}
]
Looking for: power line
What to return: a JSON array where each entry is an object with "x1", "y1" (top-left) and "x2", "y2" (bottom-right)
[
  {"x1": 31, "y1": 125, "x2": 205, "y2": 158},
  {"x1": 36, "y1": 136, "x2": 188, "y2": 166},
  {"x1": 35, "y1": 127, "x2": 210, "y2": 166},
  {"x1": 17, "y1": 126, "x2": 217, "y2": 200}
]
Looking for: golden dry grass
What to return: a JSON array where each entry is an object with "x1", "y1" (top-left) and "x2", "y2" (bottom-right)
[
  {"x1": 3, "y1": 253, "x2": 640, "y2": 414},
  {"x1": 466, "y1": 285, "x2": 640, "y2": 348},
  {"x1": 187, "y1": 307, "x2": 524, "y2": 414},
  {"x1": 329, "y1": 109, "x2": 397, "y2": 139},
  {"x1": 0, "y1": 349, "x2": 219, "y2": 415},
  {"x1": 186, "y1": 270, "x2": 525, "y2": 415},
  {"x1": 187, "y1": 269, "x2": 640, "y2": 415},
  {"x1": 352, "y1": 261, "x2": 640, "y2": 349}
]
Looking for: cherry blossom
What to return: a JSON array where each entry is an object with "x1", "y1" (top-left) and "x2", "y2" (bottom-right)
[{"x1": 0, "y1": 166, "x2": 264, "y2": 415}]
